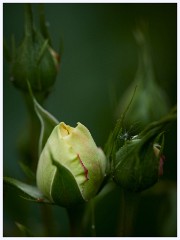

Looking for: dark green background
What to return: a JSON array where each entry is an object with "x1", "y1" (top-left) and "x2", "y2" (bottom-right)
[{"x1": 3, "y1": 3, "x2": 177, "y2": 236}]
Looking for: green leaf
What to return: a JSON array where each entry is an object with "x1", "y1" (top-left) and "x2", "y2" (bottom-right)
[
  {"x1": 51, "y1": 158, "x2": 85, "y2": 207},
  {"x1": 27, "y1": 81, "x2": 59, "y2": 155},
  {"x1": 4, "y1": 177, "x2": 51, "y2": 204},
  {"x1": 15, "y1": 222, "x2": 34, "y2": 237}
]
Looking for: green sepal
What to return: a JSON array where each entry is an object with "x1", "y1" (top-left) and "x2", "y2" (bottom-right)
[
  {"x1": 51, "y1": 158, "x2": 85, "y2": 207},
  {"x1": 104, "y1": 86, "x2": 137, "y2": 173},
  {"x1": 38, "y1": 4, "x2": 52, "y2": 46},
  {"x1": 113, "y1": 139, "x2": 159, "y2": 192},
  {"x1": 4, "y1": 177, "x2": 51, "y2": 204},
  {"x1": 28, "y1": 81, "x2": 59, "y2": 155},
  {"x1": 34, "y1": 99, "x2": 59, "y2": 155}
]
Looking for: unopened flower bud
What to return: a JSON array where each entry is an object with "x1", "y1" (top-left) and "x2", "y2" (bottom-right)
[
  {"x1": 36, "y1": 122, "x2": 107, "y2": 207},
  {"x1": 116, "y1": 23, "x2": 169, "y2": 128},
  {"x1": 113, "y1": 135, "x2": 164, "y2": 192},
  {"x1": 10, "y1": 4, "x2": 60, "y2": 93}
]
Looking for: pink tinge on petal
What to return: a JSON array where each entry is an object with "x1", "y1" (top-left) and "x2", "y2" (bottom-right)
[
  {"x1": 77, "y1": 154, "x2": 89, "y2": 181},
  {"x1": 158, "y1": 155, "x2": 165, "y2": 176}
]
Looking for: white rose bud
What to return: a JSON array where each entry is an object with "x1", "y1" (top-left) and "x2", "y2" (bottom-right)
[{"x1": 36, "y1": 122, "x2": 107, "y2": 207}]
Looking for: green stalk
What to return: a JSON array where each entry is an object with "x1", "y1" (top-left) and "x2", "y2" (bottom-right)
[
  {"x1": 82, "y1": 180, "x2": 116, "y2": 236},
  {"x1": 118, "y1": 190, "x2": 139, "y2": 236},
  {"x1": 22, "y1": 93, "x2": 41, "y2": 170},
  {"x1": 66, "y1": 204, "x2": 86, "y2": 237},
  {"x1": 22, "y1": 92, "x2": 55, "y2": 236},
  {"x1": 40, "y1": 205, "x2": 55, "y2": 236},
  {"x1": 90, "y1": 199, "x2": 96, "y2": 237}
]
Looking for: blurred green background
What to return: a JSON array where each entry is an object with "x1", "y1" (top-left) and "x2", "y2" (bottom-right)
[{"x1": 3, "y1": 3, "x2": 177, "y2": 237}]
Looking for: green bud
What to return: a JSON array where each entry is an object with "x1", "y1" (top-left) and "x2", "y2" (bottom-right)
[
  {"x1": 10, "y1": 4, "x2": 60, "y2": 93},
  {"x1": 36, "y1": 122, "x2": 107, "y2": 207},
  {"x1": 116, "y1": 23, "x2": 169, "y2": 128},
  {"x1": 113, "y1": 134, "x2": 164, "y2": 192}
]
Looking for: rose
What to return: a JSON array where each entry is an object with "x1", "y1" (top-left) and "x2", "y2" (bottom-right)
[
  {"x1": 10, "y1": 4, "x2": 60, "y2": 93},
  {"x1": 36, "y1": 122, "x2": 107, "y2": 207},
  {"x1": 113, "y1": 136, "x2": 164, "y2": 192}
]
